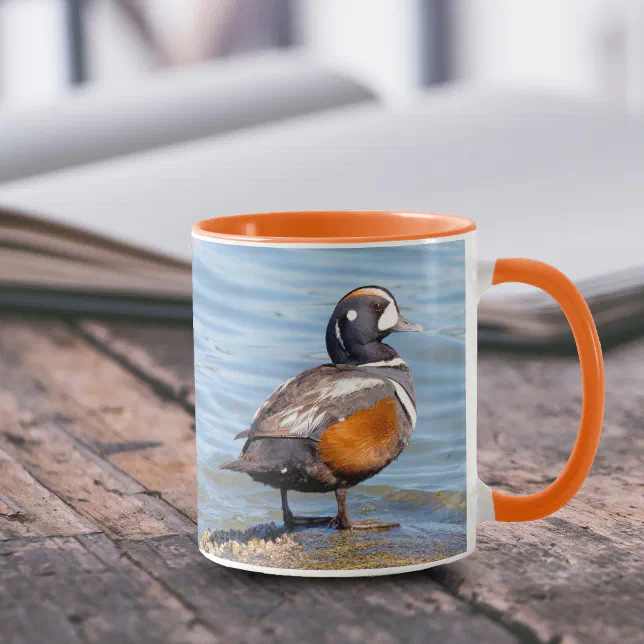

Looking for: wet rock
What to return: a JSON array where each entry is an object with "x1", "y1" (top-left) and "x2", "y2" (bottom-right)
[
  {"x1": 383, "y1": 489, "x2": 466, "y2": 509},
  {"x1": 199, "y1": 488, "x2": 468, "y2": 571},
  {"x1": 200, "y1": 520, "x2": 466, "y2": 571}
]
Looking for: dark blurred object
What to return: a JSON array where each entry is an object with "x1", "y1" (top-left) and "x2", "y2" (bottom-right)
[
  {"x1": 478, "y1": 267, "x2": 644, "y2": 353},
  {"x1": 65, "y1": 0, "x2": 86, "y2": 84},
  {"x1": 419, "y1": 0, "x2": 452, "y2": 86}
]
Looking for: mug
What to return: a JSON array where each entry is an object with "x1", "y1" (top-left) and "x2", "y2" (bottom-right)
[{"x1": 192, "y1": 210, "x2": 604, "y2": 577}]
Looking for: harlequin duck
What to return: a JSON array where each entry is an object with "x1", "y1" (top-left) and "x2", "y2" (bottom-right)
[{"x1": 221, "y1": 286, "x2": 422, "y2": 530}]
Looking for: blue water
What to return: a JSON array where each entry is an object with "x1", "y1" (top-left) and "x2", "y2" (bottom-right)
[{"x1": 193, "y1": 239, "x2": 467, "y2": 533}]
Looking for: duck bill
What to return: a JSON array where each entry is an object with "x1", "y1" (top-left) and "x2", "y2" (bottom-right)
[{"x1": 391, "y1": 315, "x2": 423, "y2": 333}]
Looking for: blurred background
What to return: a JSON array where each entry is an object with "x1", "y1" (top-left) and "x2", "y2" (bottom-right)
[
  {"x1": 1, "y1": 0, "x2": 643, "y2": 109},
  {"x1": 1, "y1": 0, "x2": 644, "y2": 350}
]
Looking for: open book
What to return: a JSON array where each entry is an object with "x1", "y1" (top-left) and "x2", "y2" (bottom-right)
[
  {"x1": 2, "y1": 87, "x2": 643, "y2": 350},
  {"x1": 1, "y1": 208, "x2": 191, "y2": 319}
]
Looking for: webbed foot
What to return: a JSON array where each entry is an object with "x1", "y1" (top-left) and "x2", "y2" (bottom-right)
[
  {"x1": 328, "y1": 516, "x2": 400, "y2": 530},
  {"x1": 284, "y1": 514, "x2": 335, "y2": 528}
]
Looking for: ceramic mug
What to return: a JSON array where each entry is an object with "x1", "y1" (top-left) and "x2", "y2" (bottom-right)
[{"x1": 192, "y1": 210, "x2": 604, "y2": 577}]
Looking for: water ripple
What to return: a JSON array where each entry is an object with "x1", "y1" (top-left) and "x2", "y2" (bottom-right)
[{"x1": 194, "y1": 239, "x2": 467, "y2": 531}]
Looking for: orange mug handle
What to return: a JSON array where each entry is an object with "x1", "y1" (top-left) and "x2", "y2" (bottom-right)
[{"x1": 480, "y1": 258, "x2": 605, "y2": 522}]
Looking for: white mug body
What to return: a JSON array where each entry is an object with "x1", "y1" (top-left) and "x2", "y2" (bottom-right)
[{"x1": 193, "y1": 226, "x2": 483, "y2": 577}]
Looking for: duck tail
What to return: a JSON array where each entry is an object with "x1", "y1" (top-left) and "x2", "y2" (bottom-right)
[
  {"x1": 219, "y1": 429, "x2": 253, "y2": 471},
  {"x1": 219, "y1": 456, "x2": 250, "y2": 472}
]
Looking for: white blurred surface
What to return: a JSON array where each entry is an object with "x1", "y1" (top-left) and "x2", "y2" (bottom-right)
[
  {"x1": 450, "y1": 0, "x2": 644, "y2": 114},
  {"x1": 0, "y1": 85, "x2": 641, "y2": 296},
  {"x1": 0, "y1": 0, "x2": 68, "y2": 105},
  {"x1": 297, "y1": 0, "x2": 423, "y2": 98},
  {"x1": 0, "y1": 50, "x2": 374, "y2": 183}
]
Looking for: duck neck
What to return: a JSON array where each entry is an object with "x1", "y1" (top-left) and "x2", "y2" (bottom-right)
[
  {"x1": 328, "y1": 337, "x2": 398, "y2": 366},
  {"x1": 350, "y1": 341, "x2": 397, "y2": 365}
]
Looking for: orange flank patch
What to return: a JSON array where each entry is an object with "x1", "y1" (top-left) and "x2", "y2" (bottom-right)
[
  {"x1": 317, "y1": 397, "x2": 400, "y2": 481},
  {"x1": 341, "y1": 288, "x2": 387, "y2": 302}
]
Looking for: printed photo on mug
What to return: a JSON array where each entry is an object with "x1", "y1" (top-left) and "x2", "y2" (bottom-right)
[{"x1": 193, "y1": 235, "x2": 469, "y2": 573}]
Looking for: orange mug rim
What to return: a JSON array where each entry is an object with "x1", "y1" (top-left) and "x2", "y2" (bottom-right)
[{"x1": 192, "y1": 210, "x2": 476, "y2": 244}]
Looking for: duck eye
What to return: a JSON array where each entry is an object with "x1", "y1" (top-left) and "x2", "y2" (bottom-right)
[{"x1": 371, "y1": 302, "x2": 385, "y2": 313}]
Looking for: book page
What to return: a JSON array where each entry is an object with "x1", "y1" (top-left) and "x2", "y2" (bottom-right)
[{"x1": 0, "y1": 87, "x2": 641, "y2": 297}]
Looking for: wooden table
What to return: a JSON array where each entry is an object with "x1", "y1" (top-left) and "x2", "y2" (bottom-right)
[{"x1": 1, "y1": 315, "x2": 641, "y2": 644}]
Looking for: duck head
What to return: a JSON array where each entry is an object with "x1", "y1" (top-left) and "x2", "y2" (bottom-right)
[{"x1": 325, "y1": 286, "x2": 423, "y2": 365}]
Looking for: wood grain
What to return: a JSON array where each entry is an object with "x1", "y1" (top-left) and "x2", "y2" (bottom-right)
[
  {"x1": 0, "y1": 534, "x2": 218, "y2": 644},
  {"x1": 122, "y1": 533, "x2": 517, "y2": 643},
  {"x1": 2, "y1": 314, "x2": 642, "y2": 643},
  {"x1": 0, "y1": 320, "x2": 195, "y2": 538},
  {"x1": 77, "y1": 317, "x2": 644, "y2": 643},
  {"x1": 442, "y1": 340, "x2": 644, "y2": 644},
  {"x1": 76, "y1": 320, "x2": 195, "y2": 410},
  {"x1": 0, "y1": 448, "x2": 97, "y2": 540},
  {"x1": 0, "y1": 319, "x2": 197, "y2": 523}
]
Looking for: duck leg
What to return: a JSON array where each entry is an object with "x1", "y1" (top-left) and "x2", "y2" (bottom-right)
[
  {"x1": 281, "y1": 488, "x2": 333, "y2": 527},
  {"x1": 331, "y1": 487, "x2": 400, "y2": 530}
]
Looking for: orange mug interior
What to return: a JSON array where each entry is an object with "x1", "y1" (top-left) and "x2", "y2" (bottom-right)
[{"x1": 193, "y1": 210, "x2": 476, "y2": 244}]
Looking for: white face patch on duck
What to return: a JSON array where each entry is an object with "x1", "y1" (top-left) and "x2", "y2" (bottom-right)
[
  {"x1": 347, "y1": 310, "x2": 357, "y2": 321},
  {"x1": 378, "y1": 302, "x2": 399, "y2": 330}
]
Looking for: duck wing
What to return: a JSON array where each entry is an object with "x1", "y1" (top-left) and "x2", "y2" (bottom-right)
[{"x1": 248, "y1": 364, "x2": 395, "y2": 442}]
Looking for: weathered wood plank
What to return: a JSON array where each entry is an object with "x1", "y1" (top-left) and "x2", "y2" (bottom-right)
[
  {"x1": 0, "y1": 603, "x2": 82, "y2": 644},
  {"x1": 83, "y1": 318, "x2": 644, "y2": 643},
  {"x1": 0, "y1": 419, "x2": 193, "y2": 540},
  {"x1": 0, "y1": 534, "x2": 218, "y2": 644},
  {"x1": 439, "y1": 339, "x2": 644, "y2": 644},
  {"x1": 0, "y1": 319, "x2": 197, "y2": 523},
  {"x1": 0, "y1": 321, "x2": 195, "y2": 539},
  {"x1": 76, "y1": 320, "x2": 195, "y2": 409},
  {"x1": 122, "y1": 533, "x2": 518, "y2": 644},
  {"x1": 0, "y1": 448, "x2": 97, "y2": 540}
]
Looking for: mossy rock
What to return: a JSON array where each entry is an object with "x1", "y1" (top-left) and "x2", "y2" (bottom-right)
[{"x1": 200, "y1": 517, "x2": 466, "y2": 571}]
